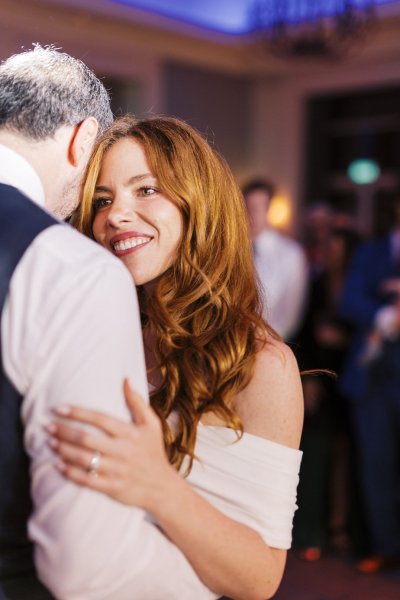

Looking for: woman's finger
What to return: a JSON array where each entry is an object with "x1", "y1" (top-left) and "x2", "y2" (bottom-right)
[
  {"x1": 45, "y1": 421, "x2": 121, "y2": 457},
  {"x1": 49, "y1": 438, "x2": 121, "y2": 477},
  {"x1": 49, "y1": 437, "x2": 117, "y2": 478},
  {"x1": 52, "y1": 404, "x2": 131, "y2": 437},
  {"x1": 124, "y1": 379, "x2": 159, "y2": 427},
  {"x1": 56, "y1": 461, "x2": 117, "y2": 497}
]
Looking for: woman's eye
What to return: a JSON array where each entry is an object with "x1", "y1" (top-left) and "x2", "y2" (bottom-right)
[
  {"x1": 139, "y1": 186, "x2": 158, "y2": 197},
  {"x1": 92, "y1": 197, "x2": 111, "y2": 212}
]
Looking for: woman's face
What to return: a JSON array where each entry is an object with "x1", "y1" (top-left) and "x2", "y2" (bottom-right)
[{"x1": 92, "y1": 138, "x2": 183, "y2": 287}]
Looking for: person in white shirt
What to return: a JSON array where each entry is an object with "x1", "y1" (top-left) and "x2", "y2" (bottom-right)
[
  {"x1": 45, "y1": 115, "x2": 304, "y2": 600},
  {"x1": 0, "y1": 46, "x2": 218, "y2": 600},
  {"x1": 243, "y1": 179, "x2": 308, "y2": 341}
]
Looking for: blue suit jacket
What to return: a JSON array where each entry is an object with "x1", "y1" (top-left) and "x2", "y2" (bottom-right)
[{"x1": 339, "y1": 235, "x2": 398, "y2": 401}]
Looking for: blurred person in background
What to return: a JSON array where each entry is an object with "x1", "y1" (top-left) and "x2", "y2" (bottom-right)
[
  {"x1": 332, "y1": 209, "x2": 357, "y2": 232},
  {"x1": 293, "y1": 228, "x2": 361, "y2": 560},
  {"x1": 302, "y1": 201, "x2": 334, "y2": 279},
  {"x1": 243, "y1": 179, "x2": 308, "y2": 341},
  {"x1": 340, "y1": 194, "x2": 400, "y2": 573}
]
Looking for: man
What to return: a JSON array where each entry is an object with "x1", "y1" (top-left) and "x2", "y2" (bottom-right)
[
  {"x1": 243, "y1": 179, "x2": 308, "y2": 341},
  {"x1": 0, "y1": 46, "x2": 213, "y2": 599},
  {"x1": 340, "y1": 196, "x2": 400, "y2": 572}
]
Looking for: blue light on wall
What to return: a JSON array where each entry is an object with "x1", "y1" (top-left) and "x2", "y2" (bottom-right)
[
  {"x1": 112, "y1": 0, "x2": 398, "y2": 34},
  {"x1": 347, "y1": 159, "x2": 381, "y2": 185}
]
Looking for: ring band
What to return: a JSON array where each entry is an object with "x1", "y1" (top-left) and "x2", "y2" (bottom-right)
[{"x1": 88, "y1": 451, "x2": 102, "y2": 478}]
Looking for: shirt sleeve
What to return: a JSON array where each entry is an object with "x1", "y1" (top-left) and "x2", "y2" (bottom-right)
[
  {"x1": 2, "y1": 228, "x2": 216, "y2": 600},
  {"x1": 270, "y1": 243, "x2": 309, "y2": 341}
]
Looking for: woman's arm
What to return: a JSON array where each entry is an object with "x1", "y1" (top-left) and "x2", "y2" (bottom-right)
[
  {"x1": 47, "y1": 340, "x2": 303, "y2": 600},
  {"x1": 151, "y1": 463, "x2": 286, "y2": 600}
]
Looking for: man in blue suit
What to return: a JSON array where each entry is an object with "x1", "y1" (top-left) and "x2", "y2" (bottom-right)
[{"x1": 340, "y1": 196, "x2": 400, "y2": 571}]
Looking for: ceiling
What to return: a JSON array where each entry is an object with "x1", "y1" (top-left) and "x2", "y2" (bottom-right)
[
  {"x1": 112, "y1": 0, "x2": 398, "y2": 35},
  {"x1": 10, "y1": 0, "x2": 400, "y2": 78},
  {"x1": 112, "y1": 0, "x2": 254, "y2": 34}
]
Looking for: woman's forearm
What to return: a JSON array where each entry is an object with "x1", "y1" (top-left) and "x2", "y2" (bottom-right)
[{"x1": 148, "y1": 469, "x2": 286, "y2": 600}]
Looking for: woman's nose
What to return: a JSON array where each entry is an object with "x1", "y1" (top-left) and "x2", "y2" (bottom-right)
[{"x1": 106, "y1": 198, "x2": 134, "y2": 227}]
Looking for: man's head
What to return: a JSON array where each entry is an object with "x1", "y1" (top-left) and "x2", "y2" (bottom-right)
[
  {"x1": 242, "y1": 178, "x2": 275, "y2": 239},
  {"x1": 0, "y1": 45, "x2": 113, "y2": 218}
]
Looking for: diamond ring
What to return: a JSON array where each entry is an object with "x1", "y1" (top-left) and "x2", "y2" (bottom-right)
[{"x1": 88, "y1": 451, "x2": 102, "y2": 478}]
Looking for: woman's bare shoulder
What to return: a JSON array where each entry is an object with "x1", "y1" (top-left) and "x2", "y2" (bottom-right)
[{"x1": 233, "y1": 338, "x2": 304, "y2": 449}]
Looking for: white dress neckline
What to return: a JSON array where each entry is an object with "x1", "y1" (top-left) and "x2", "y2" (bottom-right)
[{"x1": 148, "y1": 381, "x2": 301, "y2": 550}]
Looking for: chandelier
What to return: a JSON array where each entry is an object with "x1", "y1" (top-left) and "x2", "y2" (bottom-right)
[{"x1": 250, "y1": 1, "x2": 377, "y2": 59}]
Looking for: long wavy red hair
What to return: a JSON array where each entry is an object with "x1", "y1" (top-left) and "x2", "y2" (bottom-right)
[{"x1": 75, "y1": 115, "x2": 275, "y2": 472}]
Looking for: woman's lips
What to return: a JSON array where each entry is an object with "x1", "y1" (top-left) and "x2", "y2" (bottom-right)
[{"x1": 110, "y1": 232, "x2": 153, "y2": 256}]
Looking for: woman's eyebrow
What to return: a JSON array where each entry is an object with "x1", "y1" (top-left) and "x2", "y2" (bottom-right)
[
  {"x1": 94, "y1": 173, "x2": 155, "y2": 194},
  {"x1": 94, "y1": 185, "x2": 110, "y2": 193},
  {"x1": 126, "y1": 173, "x2": 155, "y2": 185}
]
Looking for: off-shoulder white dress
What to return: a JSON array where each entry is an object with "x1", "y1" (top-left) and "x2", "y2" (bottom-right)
[
  {"x1": 184, "y1": 423, "x2": 302, "y2": 549},
  {"x1": 144, "y1": 384, "x2": 302, "y2": 598}
]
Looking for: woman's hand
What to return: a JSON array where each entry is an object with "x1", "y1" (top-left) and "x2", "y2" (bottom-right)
[{"x1": 45, "y1": 379, "x2": 177, "y2": 511}]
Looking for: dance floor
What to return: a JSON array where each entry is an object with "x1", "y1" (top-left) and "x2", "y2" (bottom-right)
[{"x1": 275, "y1": 551, "x2": 400, "y2": 600}]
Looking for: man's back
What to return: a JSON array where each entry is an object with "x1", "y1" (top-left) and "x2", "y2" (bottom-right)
[
  {"x1": 0, "y1": 184, "x2": 57, "y2": 598},
  {"x1": 0, "y1": 171, "x2": 147, "y2": 596}
]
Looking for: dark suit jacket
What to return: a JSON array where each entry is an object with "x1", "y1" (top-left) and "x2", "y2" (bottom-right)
[{"x1": 339, "y1": 235, "x2": 398, "y2": 401}]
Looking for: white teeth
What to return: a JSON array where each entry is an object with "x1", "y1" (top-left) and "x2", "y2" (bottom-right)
[{"x1": 113, "y1": 237, "x2": 151, "y2": 252}]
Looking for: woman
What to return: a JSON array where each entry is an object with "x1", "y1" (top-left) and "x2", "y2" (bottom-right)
[{"x1": 47, "y1": 115, "x2": 303, "y2": 600}]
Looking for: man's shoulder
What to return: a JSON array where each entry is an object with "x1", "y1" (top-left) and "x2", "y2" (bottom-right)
[
  {"x1": 34, "y1": 223, "x2": 122, "y2": 273},
  {"x1": 15, "y1": 223, "x2": 131, "y2": 304},
  {"x1": 272, "y1": 229, "x2": 306, "y2": 260},
  {"x1": 8, "y1": 223, "x2": 135, "y2": 334},
  {"x1": 278, "y1": 229, "x2": 302, "y2": 248},
  {"x1": 353, "y1": 235, "x2": 390, "y2": 262},
  {"x1": 256, "y1": 229, "x2": 306, "y2": 269}
]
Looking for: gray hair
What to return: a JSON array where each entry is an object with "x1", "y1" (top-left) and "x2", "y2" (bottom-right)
[{"x1": 0, "y1": 45, "x2": 113, "y2": 140}]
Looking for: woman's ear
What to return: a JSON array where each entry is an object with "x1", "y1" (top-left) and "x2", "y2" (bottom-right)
[{"x1": 68, "y1": 117, "x2": 99, "y2": 167}]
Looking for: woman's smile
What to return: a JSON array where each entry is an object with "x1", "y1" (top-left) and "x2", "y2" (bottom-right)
[{"x1": 109, "y1": 231, "x2": 153, "y2": 256}]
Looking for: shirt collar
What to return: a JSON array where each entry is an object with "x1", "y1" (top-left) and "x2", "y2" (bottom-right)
[{"x1": 0, "y1": 144, "x2": 45, "y2": 207}]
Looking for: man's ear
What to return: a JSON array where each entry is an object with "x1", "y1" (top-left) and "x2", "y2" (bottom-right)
[{"x1": 68, "y1": 117, "x2": 99, "y2": 166}]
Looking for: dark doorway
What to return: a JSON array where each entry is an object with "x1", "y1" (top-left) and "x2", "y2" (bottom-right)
[{"x1": 304, "y1": 85, "x2": 400, "y2": 237}]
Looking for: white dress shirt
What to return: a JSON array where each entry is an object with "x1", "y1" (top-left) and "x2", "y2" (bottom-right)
[
  {"x1": 0, "y1": 145, "x2": 215, "y2": 600},
  {"x1": 253, "y1": 228, "x2": 308, "y2": 340}
]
